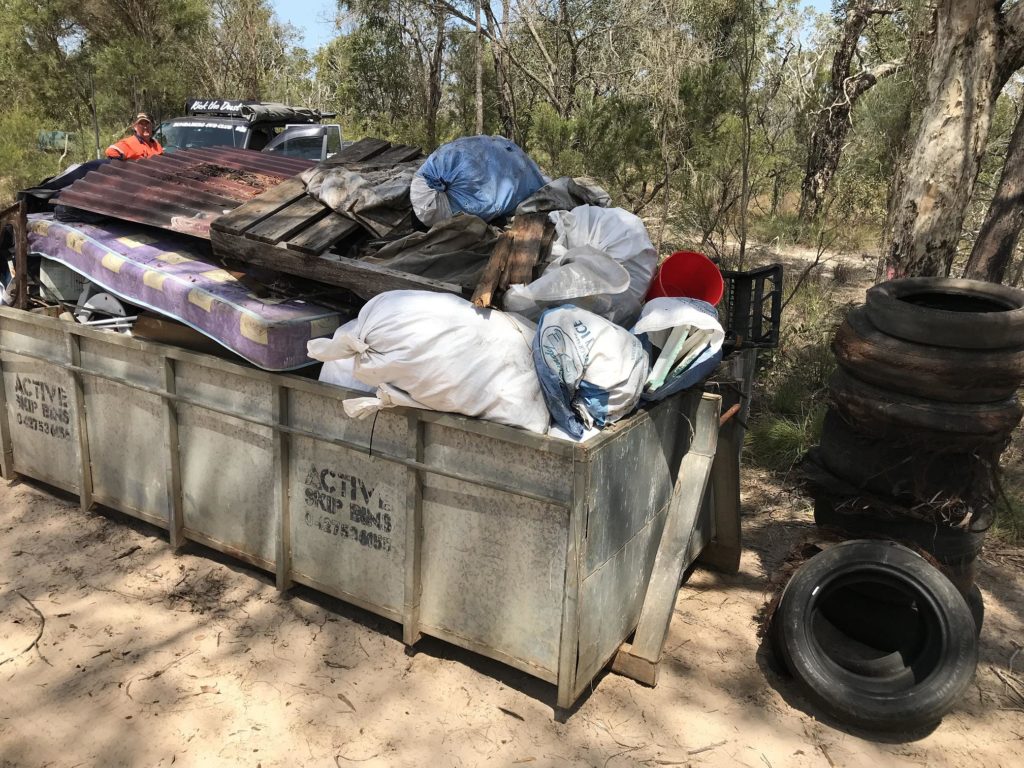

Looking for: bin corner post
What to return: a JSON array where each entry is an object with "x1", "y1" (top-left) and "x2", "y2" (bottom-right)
[
  {"x1": 612, "y1": 392, "x2": 721, "y2": 686},
  {"x1": 0, "y1": 349, "x2": 16, "y2": 482},
  {"x1": 402, "y1": 413, "x2": 424, "y2": 647},
  {"x1": 64, "y1": 331, "x2": 93, "y2": 512},
  {"x1": 696, "y1": 386, "x2": 743, "y2": 575},
  {"x1": 555, "y1": 452, "x2": 587, "y2": 710},
  {"x1": 274, "y1": 385, "x2": 293, "y2": 592},
  {"x1": 163, "y1": 357, "x2": 185, "y2": 550}
]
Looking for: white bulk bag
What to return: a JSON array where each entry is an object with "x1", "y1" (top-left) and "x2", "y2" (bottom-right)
[
  {"x1": 308, "y1": 320, "x2": 375, "y2": 393},
  {"x1": 307, "y1": 291, "x2": 549, "y2": 434}
]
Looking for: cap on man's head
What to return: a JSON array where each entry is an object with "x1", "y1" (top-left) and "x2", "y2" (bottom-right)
[{"x1": 133, "y1": 112, "x2": 154, "y2": 126}]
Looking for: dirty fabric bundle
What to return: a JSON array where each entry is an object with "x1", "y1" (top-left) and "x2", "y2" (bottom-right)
[
  {"x1": 533, "y1": 306, "x2": 649, "y2": 439},
  {"x1": 515, "y1": 176, "x2": 611, "y2": 215},
  {"x1": 301, "y1": 161, "x2": 420, "y2": 237},
  {"x1": 632, "y1": 298, "x2": 725, "y2": 401},
  {"x1": 361, "y1": 214, "x2": 499, "y2": 289},
  {"x1": 503, "y1": 205, "x2": 658, "y2": 327},
  {"x1": 411, "y1": 136, "x2": 546, "y2": 226},
  {"x1": 307, "y1": 290, "x2": 550, "y2": 434}
]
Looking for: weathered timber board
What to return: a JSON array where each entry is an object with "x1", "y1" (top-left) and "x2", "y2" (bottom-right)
[
  {"x1": 210, "y1": 178, "x2": 308, "y2": 236},
  {"x1": 327, "y1": 138, "x2": 392, "y2": 164},
  {"x1": 359, "y1": 145, "x2": 423, "y2": 167},
  {"x1": 210, "y1": 229, "x2": 465, "y2": 299},
  {"x1": 246, "y1": 195, "x2": 332, "y2": 244},
  {"x1": 285, "y1": 214, "x2": 362, "y2": 255}
]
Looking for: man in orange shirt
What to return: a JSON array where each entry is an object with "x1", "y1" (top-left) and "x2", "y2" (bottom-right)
[{"x1": 105, "y1": 113, "x2": 163, "y2": 160}]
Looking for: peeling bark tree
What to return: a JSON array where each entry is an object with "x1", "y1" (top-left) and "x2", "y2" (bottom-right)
[
  {"x1": 963, "y1": 104, "x2": 1024, "y2": 283},
  {"x1": 884, "y1": 0, "x2": 1024, "y2": 277},
  {"x1": 798, "y1": 1, "x2": 901, "y2": 221}
]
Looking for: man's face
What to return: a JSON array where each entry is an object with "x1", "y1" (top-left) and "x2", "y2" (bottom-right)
[{"x1": 135, "y1": 120, "x2": 153, "y2": 139}]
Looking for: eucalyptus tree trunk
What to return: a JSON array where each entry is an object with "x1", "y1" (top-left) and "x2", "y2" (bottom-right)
[
  {"x1": 798, "y1": 2, "x2": 900, "y2": 222},
  {"x1": 475, "y1": 0, "x2": 484, "y2": 134},
  {"x1": 425, "y1": 8, "x2": 447, "y2": 149},
  {"x1": 884, "y1": 0, "x2": 1007, "y2": 277},
  {"x1": 963, "y1": 105, "x2": 1024, "y2": 283}
]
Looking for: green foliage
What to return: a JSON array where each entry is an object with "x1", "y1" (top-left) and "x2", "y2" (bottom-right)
[
  {"x1": 0, "y1": 106, "x2": 65, "y2": 204},
  {"x1": 0, "y1": 0, "x2": 1013, "y2": 277},
  {"x1": 746, "y1": 408, "x2": 826, "y2": 473},
  {"x1": 745, "y1": 276, "x2": 847, "y2": 473}
]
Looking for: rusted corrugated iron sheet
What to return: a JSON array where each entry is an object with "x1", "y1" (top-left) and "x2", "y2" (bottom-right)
[{"x1": 54, "y1": 148, "x2": 316, "y2": 239}]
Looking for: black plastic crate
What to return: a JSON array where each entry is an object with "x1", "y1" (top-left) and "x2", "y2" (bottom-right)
[{"x1": 719, "y1": 263, "x2": 783, "y2": 349}]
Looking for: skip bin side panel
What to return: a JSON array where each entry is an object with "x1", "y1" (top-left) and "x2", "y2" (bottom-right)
[
  {"x1": 582, "y1": 392, "x2": 700, "y2": 574},
  {"x1": 573, "y1": 392, "x2": 702, "y2": 691},
  {"x1": 418, "y1": 424, "x2": 572, "y2": 678},
  {"x1": 1, "y1": 356, "x2": 81, "y2": 492},
  {"x1": 288, "y1": 388, "x2": 407, "y2": 457},
  {"x1": 418, "y1": 473, "x2": 569, "y2": 677},
  {"x1": 575, "y1": 505, "x2": 668, "y2": 692},
  {"x1": 288, "y1": 434, "x2": 407, "y2": 614},
  {"x1": 0, "y1": 314, "x2": 81, "y2": 489},
  {"x1": 79, "y1": 339, "x2": 168, "y2": 526},
  {"x1": 175, "y1": 362, "x2": 278, "y2": 569}
]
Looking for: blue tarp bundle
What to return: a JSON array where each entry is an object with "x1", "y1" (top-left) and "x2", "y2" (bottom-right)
[{"x1": 413, "y1": 136, "x2": 546, "y2": 224}]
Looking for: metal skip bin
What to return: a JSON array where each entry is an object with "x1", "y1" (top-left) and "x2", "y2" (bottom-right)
[{"x1": 0, "y1": 306, "x2": 741, "y2": 709}]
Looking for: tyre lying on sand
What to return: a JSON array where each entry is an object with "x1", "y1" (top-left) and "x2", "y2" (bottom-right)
[{"x1": 771, "y1": 540, "x2": 978, "y2": 732}]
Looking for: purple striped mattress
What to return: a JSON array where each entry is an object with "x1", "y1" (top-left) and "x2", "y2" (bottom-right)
[{"x1": 26, "y1": 215, "x2": 343, "y2": 370}]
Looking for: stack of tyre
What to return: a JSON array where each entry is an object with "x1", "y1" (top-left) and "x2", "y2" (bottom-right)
[{"x1": 776, "y1": 277, "x2": 1024, "y2": 732}]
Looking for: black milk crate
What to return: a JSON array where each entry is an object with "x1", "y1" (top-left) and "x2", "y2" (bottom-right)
[{"x1": 719, "y1": 263, "x2": 783, "y2": 349}]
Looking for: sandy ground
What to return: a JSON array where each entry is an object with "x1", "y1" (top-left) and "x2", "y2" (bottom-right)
[{"x1": 2, "y1": 469, "x2": 1022, "y2": 768}]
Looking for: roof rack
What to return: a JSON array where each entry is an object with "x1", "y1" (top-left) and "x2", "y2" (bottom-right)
[{"x1": 185, "y1": 98, "x2": 330, "y2": 125}]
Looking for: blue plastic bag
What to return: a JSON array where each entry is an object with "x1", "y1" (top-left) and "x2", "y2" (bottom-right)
[{"x1": 412, "y1": 136, "x2": 546, "y2": 225}]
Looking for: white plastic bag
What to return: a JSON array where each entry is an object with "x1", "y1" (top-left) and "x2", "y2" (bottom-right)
[
  {"x1": 308, "y1": 291, "x2": 550, "y2": 434},
  {"x1": 410, "y1": 174, "x2": 453, "y2": 226},
  {"x1": 502, "y1": 245, "x2": 630, "y2": 320},
  {"x1": 308, "y1": 320, "x2": 375, "y2": 393},
  {"x1": 533, "y1": 306, "x2": 649, "y2": 438},
  {"x1": 502, "y1": 206, "x2": 657, "y2": 326},
  {"x1": 632, "y1": 298, "x2": 725, "y2": 401}
]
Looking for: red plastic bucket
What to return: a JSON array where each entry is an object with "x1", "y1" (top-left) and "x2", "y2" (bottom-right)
[{"x1": 645, "y1": 251, "x2": 724, "y2": 305}]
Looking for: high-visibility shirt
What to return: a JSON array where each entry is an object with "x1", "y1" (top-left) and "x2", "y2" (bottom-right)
[{"x1": 105, "y1": 134, "x2": 163, "y2": 160}]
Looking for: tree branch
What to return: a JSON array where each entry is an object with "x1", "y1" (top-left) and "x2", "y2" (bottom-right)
[
  {"x1": 429, "y1": 0, "x2": 564, "y2": 110},
  {"x1": 998, "y1": 0, "x2": 1024, "y2": 89},
  {"x1": 846, "y1": 58, "x2": 903, "y2": 101}
]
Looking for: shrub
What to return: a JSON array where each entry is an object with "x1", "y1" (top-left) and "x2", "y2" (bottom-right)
[{"x1": 745, "y1": 275, "x2": 849, "y2": 473}]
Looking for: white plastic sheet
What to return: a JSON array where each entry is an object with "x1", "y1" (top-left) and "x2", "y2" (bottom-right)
[
  {"x1": 632, "y1": 298, "x2": 725, "y2": 401},
  {"x1": 502, "y1": 206, "x2": 657, "y2": 326}
]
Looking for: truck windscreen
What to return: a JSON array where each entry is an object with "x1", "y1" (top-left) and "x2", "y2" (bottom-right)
[{"x1": 156, "y1": 121, "x2": 248, "y2": 150}]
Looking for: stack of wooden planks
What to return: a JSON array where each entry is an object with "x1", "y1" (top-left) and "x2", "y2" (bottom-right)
[
  {"x1": 471, "y1": 213, "x2": 556, "y2": 307},
  {"x1": 209, "y1": 138, "x2": 466, "y2": 299}
]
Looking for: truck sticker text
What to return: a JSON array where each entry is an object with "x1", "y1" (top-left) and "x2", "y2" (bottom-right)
[{"x1": 12, "y1": 375, "x2": 72, "y2": 441}]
